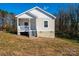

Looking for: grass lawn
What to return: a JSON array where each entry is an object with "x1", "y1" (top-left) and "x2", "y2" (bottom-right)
[{"x1": 0, "y1": 31, "x2": 79, "y2": 56}]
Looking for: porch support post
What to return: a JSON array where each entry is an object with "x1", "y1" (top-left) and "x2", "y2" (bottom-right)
[
  {"x1": 17, "y1": 18, "x2": 20, "y2": 35},
  {"x1": 29, "y1": 18, "x2": 31, "y2": 37}
]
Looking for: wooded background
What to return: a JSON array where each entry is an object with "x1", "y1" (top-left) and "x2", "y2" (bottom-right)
[
  {"x1": 0, "y1": 9, "x2": 16, "y2": 33},
  {"x1": 56, "y1": 4, "x2": 79, "y2": 39}
]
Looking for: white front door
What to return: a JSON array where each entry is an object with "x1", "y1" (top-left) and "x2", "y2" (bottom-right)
[
  {"x1": 24, "y1": 22, "x2": 29, "y2": 32},
  {"x1": 24, "y1": 22, "x2": 28, "y2": 26}
]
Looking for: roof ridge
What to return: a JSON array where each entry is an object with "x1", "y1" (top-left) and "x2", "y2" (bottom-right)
[{"x1": 16, "y1": 6, "x2": 56, "y2": 19}]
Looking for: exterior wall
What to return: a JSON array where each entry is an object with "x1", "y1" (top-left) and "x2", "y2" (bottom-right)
[
  {"x1": 30, "y1": 19, "x2": 37, "y2": 37},
  {"x1": 36, "y1": 18, "x2": 55, "y2": 38},
  {"x1": 30, "y1": 18, "x2": 36, "y2": 30},
  {"x1": 37, "y1": 31, "x2": 55, "y2": 38}
]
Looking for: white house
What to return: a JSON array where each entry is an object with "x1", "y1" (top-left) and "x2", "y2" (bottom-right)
[{"x1": 16, "y1": 6, "x2": 56, "y2": 38}]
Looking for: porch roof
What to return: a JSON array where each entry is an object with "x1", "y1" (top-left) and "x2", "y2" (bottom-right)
[{"x1": 17, "y1": 13, "x2": 33, "y2": 19}]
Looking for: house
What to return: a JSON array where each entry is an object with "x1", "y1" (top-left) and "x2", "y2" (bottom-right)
[{"x1": 16, "y1": 6, "x2": 56, "y2": 38}]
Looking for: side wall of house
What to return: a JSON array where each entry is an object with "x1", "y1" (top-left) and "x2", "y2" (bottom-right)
[
  {"x1": 36, "y1": 18, "x2": 55, "y2": 38},
  {"x1": 30, "y1": 19, "x2": 36, "y2": 30},
  {"x1": 30, "y1": 18, "x2": 37, "y2": 37}
]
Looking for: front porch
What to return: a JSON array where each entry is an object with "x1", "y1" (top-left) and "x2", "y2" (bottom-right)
[
  {"x1": 17, "y1": 17, "x2": 37, "y2": 37},
  {"x1": 17, "y1": 18, "x2": 31, "y2": 37},
  {"x1": 18, "y1": 25, "x2": 29, "y2": 32}
]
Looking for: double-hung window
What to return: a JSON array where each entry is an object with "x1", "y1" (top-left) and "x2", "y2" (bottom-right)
[{"x1": 44, "y1": 21, "x2": 48, "y2": 28}]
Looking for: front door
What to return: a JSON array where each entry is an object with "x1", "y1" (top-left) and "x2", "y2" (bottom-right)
[
  {"x1": 24, "y1": 22, "x2": 28, "y2": 26},
  {"x1": 24, "y1": 22, "x2": 29, "y2": 32}
]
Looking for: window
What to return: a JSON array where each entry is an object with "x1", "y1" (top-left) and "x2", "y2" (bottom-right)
[{"x1": 44, "y1": 21, "x2": 48, "y2": 27}]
